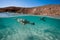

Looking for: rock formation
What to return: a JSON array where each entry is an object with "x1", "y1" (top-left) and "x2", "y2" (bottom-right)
[{"x1": 0, "y1": 5, "x2": 60, "y2": 16}]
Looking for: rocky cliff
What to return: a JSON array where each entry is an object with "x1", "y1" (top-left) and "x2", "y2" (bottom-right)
[{"x1": 0, "y1": 5, "x2": 60, "y2": 16}]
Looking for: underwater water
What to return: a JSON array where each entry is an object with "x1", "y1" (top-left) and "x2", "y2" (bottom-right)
[{"x1": 0, "y1": 13, "x2": 60, "y2": 40}]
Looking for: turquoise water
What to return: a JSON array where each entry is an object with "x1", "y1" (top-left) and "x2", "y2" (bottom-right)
[{"x1": 0, "y1": 13, "x2": 60, "y2": 40}]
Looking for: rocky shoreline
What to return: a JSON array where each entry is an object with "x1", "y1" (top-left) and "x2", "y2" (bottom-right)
[{"x1": 0, "y1": 5, "x2": 60, "y2": 16}]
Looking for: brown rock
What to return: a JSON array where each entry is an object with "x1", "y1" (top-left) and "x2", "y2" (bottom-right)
[{"x1": 0, "y1": 5, "x2": 60, "y2": 16}]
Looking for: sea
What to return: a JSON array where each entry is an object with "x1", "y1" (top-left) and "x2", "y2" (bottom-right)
[{"x1": 0, "y1": 12, "x2": 60, "y2": 40}]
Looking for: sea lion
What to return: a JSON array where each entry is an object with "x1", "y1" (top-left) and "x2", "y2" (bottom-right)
[
  {"x1": 17, "y1": 19, "x2": 35, "y2": 25},
  {"x1": 40, "y1": 17, "x2": 46, "y2": 22}
]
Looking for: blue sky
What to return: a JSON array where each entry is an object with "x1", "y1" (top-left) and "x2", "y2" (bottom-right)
[{"x1": 0, "y1": 0, "x2": 60, "y2": 7}]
